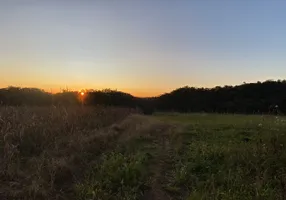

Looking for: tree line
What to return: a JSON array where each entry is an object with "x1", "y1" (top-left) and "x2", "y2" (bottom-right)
[{"x1": 1, "y1": 80, "x2": 286, "y2": 114}]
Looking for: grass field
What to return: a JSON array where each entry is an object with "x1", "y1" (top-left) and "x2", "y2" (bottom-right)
[{"x1": 1, "y1": 107, "x2": 286, "y2": 200}]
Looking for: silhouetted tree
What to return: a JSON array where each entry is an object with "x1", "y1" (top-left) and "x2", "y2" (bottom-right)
[{"x1": 1, "y1": 80, "x2": 286, "y2": 115}]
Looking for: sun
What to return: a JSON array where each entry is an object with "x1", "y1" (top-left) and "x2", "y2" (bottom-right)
[{"x1": 80, "y1": 92, "x2": 85, "y2": 96}]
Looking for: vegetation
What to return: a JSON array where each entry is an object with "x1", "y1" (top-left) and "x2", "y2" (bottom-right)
[
  {"x1": 0, "y1": 106, "x2": 139, "y2": 199},
  {"x1": 1, "y1": 106, "x2": 286, "y2": 199},
  {"x1": 2, "y1": 79, "x2": 286, "y2": 114},
  {"x1": 156, "y1": 113, "x2": 286, "y2": 199},
  {"x1": 157, "y1": 80, "x2": 286, "y2": 114}
]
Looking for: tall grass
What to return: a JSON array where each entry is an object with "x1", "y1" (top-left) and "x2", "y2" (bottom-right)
[{"x1": 0, "y1": 106, "x2": 137, "y2": 199}]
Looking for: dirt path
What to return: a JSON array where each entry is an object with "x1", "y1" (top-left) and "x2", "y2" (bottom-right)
[
  {"x1": 104, "y1": 115, "x2": 181, "y2": 200},
  {"x1": 142, "y1": 125, "x2": 176, "y2": 200}
]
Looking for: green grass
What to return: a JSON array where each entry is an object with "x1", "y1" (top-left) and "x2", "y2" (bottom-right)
[
  {"x1": 156, "y1": 113, "x2": 286, "y2": 200},
  {"x1": 76, "y1": 151, "x2": 152, "y2": 200},
  {"x1": 1, "y1": 108, "x2": 286, "y2": 199}
]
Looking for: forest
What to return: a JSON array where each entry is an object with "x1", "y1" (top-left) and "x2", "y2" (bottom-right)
[{"x1": 0, "y1": 80, "x2": 285, "y2": 114}]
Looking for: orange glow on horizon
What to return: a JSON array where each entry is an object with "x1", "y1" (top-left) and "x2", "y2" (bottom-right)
[{"x1": 0, "y1": 84, "x2": 166, "y2": 97}]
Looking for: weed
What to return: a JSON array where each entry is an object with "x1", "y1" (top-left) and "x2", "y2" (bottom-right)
[
  {"x1": 75, "y1": 152, "x2": 150, "y2": 200},
  {"x1": 161, "y1": 113, "x2": 286, "y2": 200}
]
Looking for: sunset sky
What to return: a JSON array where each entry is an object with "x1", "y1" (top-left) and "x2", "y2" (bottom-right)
[{"x1": 1, "y1": 1, "x2": 286, "y2": 97}]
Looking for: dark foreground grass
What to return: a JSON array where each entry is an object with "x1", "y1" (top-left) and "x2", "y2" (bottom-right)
[
  {"x1": 0, "y1": 106, "x2": 138, "y2": 199},
  {"x1": 1, "y1": 108, "x2": 286, "y2": 199}
]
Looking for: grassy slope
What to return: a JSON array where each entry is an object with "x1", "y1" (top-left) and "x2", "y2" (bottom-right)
[{"x1": 1, "y1": 108, "x2": 286, "y2": 199}]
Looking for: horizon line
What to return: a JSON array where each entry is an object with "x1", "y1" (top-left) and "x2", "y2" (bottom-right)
[{"x1": 1, "y1": 78, "x2": 284, "y2": 97}]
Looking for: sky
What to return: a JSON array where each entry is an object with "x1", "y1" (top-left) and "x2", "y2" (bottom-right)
[{"x1": 1, "y1": 0, "x2": 286, "y2": 97}]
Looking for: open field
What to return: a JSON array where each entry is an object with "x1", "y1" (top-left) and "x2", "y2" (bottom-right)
[{"x1": 1, "y1": 107, "x2": 286, "y2": 199}]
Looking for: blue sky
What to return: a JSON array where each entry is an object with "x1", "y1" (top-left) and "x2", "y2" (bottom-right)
[{"x1": 0, "y1": 0, "x2": 286, "y2": 96}]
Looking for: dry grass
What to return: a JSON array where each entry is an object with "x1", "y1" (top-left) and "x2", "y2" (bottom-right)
[{"x1": 0, "y1": 106, "x2": 138, "y2": 199}]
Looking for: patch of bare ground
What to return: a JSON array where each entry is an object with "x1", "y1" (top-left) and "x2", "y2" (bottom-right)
[{"x1": 141, "y1": 133, "x2": 172, "y2": 200}]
